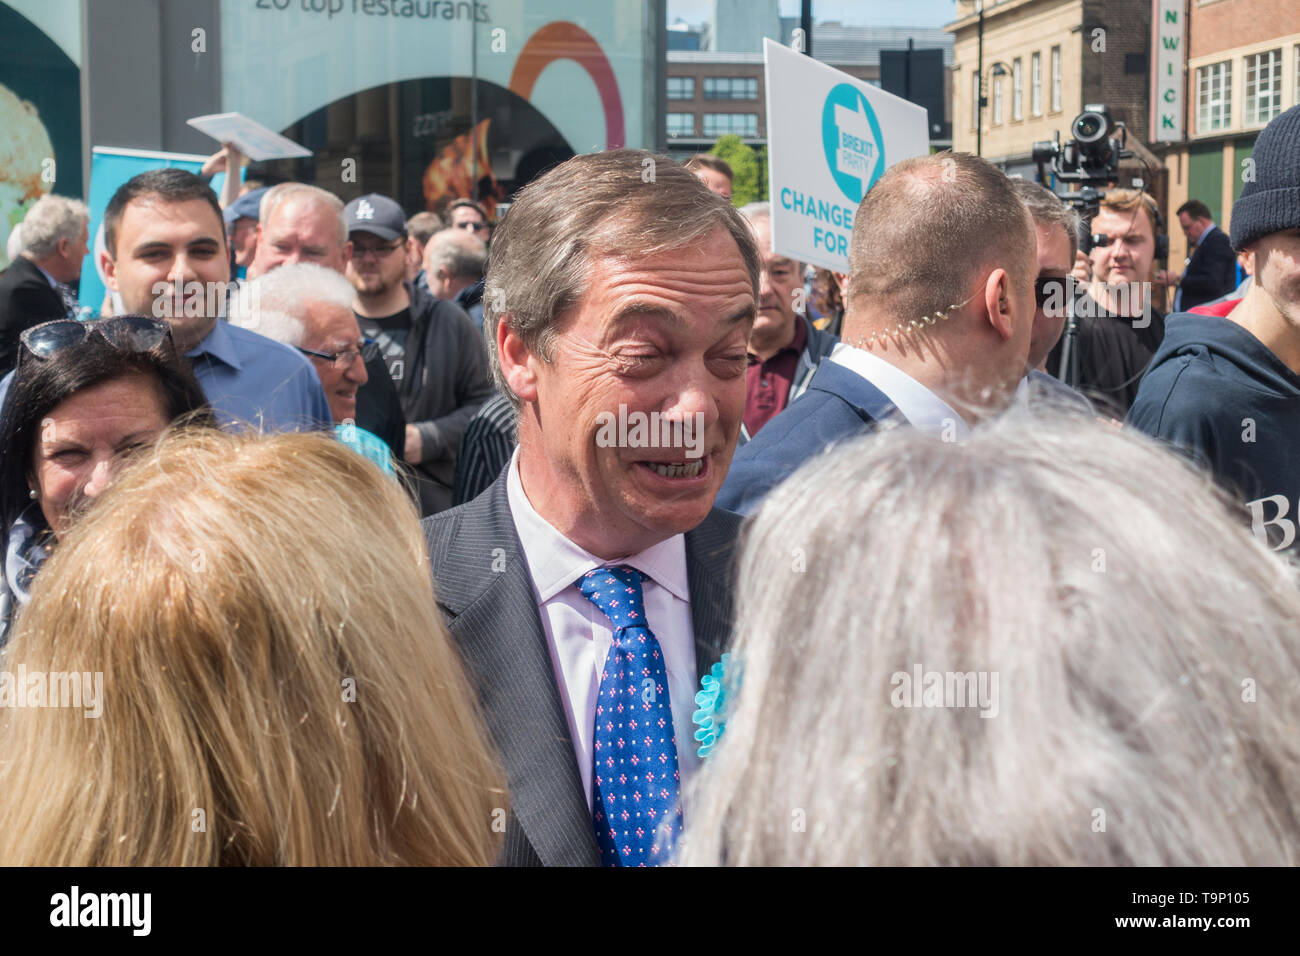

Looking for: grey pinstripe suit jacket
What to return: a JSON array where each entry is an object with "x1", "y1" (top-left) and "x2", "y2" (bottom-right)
[{"x1": 421, "y1": 475, "x2": 742, "y2": 867}]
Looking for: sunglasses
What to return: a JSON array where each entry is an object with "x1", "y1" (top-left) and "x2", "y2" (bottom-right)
[{"x1": 19, "y1": 316, "x2": 172, "y2": 362}]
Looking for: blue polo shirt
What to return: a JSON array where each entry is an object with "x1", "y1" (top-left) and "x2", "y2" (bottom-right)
[{"x1": 187, "y1": 319, "x2": 331, "y2": 433}]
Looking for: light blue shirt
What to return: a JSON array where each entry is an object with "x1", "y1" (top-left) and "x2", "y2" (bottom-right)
[{"x1": 187, "y1": 319, "x2": 332, "y2": 433}]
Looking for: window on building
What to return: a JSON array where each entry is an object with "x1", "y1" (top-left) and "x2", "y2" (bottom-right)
[
  {"x1": 703, "y1": 112, "x2": 758, "y2": 137},
  {"x1": 667, "y1": 76, "x2": 694, "y2": 100},
  {"x1": 666, "y1": 112, "x2": 696, "y2": 137},
  {"x1": 1012, "y1": 58, "x2": 1023, "y2": 121},
  {"x1": 1197, "y1": 60, "x2": 1232, "y2": 133},
  {"x1": 703, "y1": 77, "x2": 758, "y2": 100},
  {"x1": 992, "y1": 75, "x2": 1003, "y2": 125},
  {"x1": 1050, "y1": 45, "x2": 1062, "y2": 112},
  {"x1": 1244, "y1": 49, "x2": 1282, "y2": 126},
  {"x1": 1031, "y1": 51, "x2": 1042, "y2": 116},
  {"x1": 971, "y1": 70, "x2": 981, "y2": 130}
]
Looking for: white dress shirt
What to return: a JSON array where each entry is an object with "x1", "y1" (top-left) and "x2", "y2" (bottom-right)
[
  {"x1": 506, "y1": 450, "x2": 700, "y2": 810},
  {"x1": 829, "y1": 341, "x2": 972, "y2": 440}
]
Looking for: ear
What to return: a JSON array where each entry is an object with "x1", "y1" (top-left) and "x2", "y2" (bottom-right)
[
  {"x1": 341, "y1": 239, "x2": 353, "y2": 270},
  {"x1": 983, "y1": 267, "x2": 1015, "y2": 341},
  {"x1": 101, "y1": 248, "x2": 119, "y2": 292},
  {"x1": 498, "y1": 318, "x2": 539, "y2": 404}
]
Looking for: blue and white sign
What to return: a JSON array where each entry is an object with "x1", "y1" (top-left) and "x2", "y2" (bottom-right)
[{"x1": 765, "y1": 38, "x2": 928, "y2": 271}]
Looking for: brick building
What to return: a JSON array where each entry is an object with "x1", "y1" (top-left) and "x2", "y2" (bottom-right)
[
  {"x1": 947, "y1": 0, "x2": 1154, "y2": 178},
  {"x1": 665, "y1": 25, "x2": 953, "y2": 160},
  {"x1": 1159, "y1": 0, "x2": 1300, "y2": 266}
]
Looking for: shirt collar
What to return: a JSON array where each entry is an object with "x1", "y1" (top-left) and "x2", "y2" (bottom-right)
[
  {"x1": 749, "y1": 315, "x2": 808, "y2": 365},
  {"x1": 829, "y1": 341, "x2": 971, "y2": 439},
  {"x1": 187, "y1": 319, "x2": 243, "y2": 371},
  {"x1": 505, "y1": 448, "x2": 690, "y2": 605}
]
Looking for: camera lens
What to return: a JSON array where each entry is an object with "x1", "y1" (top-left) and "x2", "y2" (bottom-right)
[{"x1": 1072, "y1": 110, "x2": 1108, "y2": 143}]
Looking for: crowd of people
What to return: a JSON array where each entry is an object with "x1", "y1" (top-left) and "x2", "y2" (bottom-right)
[{"x1": 0, "y1": 102, "x2": 1298, "y2": 866}]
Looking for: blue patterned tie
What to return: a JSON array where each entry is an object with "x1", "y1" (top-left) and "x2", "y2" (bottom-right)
[{"x1": 576, "y1": 565, "x2": 682, "y2": 866}]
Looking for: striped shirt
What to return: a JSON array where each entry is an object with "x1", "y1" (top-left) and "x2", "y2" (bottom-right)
[{"x1": 452, "y1": 392, "x2": 517, "y2": 505}]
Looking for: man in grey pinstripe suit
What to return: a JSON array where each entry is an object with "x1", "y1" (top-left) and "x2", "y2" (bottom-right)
[{"x1": 422, "y1": 151, "x2": 760, "y2": 866}]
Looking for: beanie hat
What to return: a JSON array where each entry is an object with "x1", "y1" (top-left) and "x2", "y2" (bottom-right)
[{"x1": 1230, "y1": 104, "x2": 1300, "y2": 251}]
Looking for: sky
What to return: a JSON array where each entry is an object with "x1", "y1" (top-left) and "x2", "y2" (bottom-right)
[{"x1": 667, "y1": 0, "x2": 960, "y2": 30}]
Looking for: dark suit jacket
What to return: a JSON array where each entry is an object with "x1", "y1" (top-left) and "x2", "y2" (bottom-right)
[
  {"x1": 421, "y1": 474, "x2": 741, "y2": 866},
  {"x1": 1179, "y1": 225, "x2": 1237, "y2": 311},
  {"x1": 716, "y1": 359, "x2": 897, "y2": 516},
  {"x1": 0, "y1": 256, "x2": 68, "y2": 374}
]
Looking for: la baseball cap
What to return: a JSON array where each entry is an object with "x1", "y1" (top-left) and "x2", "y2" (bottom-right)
[{"x1": 344, "y1": 193, "x2": 406, "y2": 241}]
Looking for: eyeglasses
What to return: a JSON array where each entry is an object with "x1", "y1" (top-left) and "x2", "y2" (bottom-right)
[
  {"x1": 19, "y1": 316, "x2": 172, "y2": 362},
  {"x1": 454, "y1": 220, "x2": 489, "y2": 233},
  {"x1": 352, "y1": 240, "x2": 404, "y2": 259},
  {"x1": 296, "y1": 338, "x2": 378, "y2": 369}
]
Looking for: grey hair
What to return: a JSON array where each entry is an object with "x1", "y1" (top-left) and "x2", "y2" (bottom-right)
[
  {"x1": 1009, "y1": 177, "x2": 1082, "y2": 260},
  {"x1": 20, "y1": 194, "x2": 89, "y2": 259},
  {"x1": 425, "y1": 228, "x2": 486, "y2": 281},
  {"x1": 677, "y1": 408, "x2": 1300, "y2": 866},
  {"x1": 482, "y1": 149, "x2": 760, "y2": 412},
  {"x1": 259, "y1": 183, "x2": 348, "y2": 249},
  {"x1": 229, "y1": 262, "x2": 356, "y2": 347},
  {"x1": 737, "y1": 201, "x2": 770, "y2": 226},
  {"x1": 230, "y1": 306, "x2": 306, "y2": 347}
]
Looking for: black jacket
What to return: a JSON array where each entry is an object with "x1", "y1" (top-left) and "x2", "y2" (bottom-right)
[
  {"x1": 0, "y1": 257, "x2": 69, "y2": 374},
  {"x1": 1127, "y1": 312, "x2": 1300, "y2": 554},
  {"x1": 397, "y1": 285, "x2": 496, "y2": 515},
  {"x1": 1179, "y1": 225, "x2": 1237, "y2": 311}
]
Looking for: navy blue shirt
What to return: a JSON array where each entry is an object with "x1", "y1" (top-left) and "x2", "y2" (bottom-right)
[{"x1": 1127, "y1": 312, "x2": 1300, "y2": 553}]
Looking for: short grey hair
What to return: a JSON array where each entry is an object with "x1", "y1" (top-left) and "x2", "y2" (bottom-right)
[
  {"x1": 229, "y1": 262, "x2": 356, "y2": 347},
  {"x1": 483, "y1": 149, "x2": 761, "y2": 411},
  {"x1": 677, "y1": 408, "x2": 1300, "y2": 866},
  {"x1": 1009, "y1": 177, "x2": 1082, "y2": 260},
  {"x1": 20, "y1": 194, "x2": 89, "y2": 259},
  {"x1": 425, "y1": 228, "x2": 486, "y2": 281},
  {"x1": 259, "y1": 183, "x2": 348, "y2": 249}
]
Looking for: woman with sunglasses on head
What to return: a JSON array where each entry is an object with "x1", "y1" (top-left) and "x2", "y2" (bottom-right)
[{"x1": 0, "y1": 316, "x2": 215, "y2": 644}]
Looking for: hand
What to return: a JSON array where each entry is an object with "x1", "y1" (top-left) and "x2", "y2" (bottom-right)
[
  {"x1": 403, "y1": 425, "x2": 422, "y2": 464},
  {"x1": 1070, "y1": 251, "x2": 1092, "y2": 284},
  {"x1": 1154, "y1": 269, "x2": 1179, "y2": 288},
  {"x1": 200, "y1": 143, "x2": 245, "y2": 178}
]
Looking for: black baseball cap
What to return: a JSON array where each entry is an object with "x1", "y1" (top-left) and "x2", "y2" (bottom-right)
[{"x1": 344, "y1": 193, "x2": 406, "y2": 241}]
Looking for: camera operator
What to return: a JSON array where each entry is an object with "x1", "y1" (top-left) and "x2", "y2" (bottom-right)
[{"x1": 1046, "y1": 189, "x2": 1166, "y2": 418}]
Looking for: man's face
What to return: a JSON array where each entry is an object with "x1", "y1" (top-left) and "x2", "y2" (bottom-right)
[
  {"x1": 301, "y1": 300, "x2": 369, "y2": 423},
  {"x1": 53, "y1": 221, "x2": 89, "y2": 283},
  {"x1": 1250, "y1": 229, "x2": 1300, "y2": 327},
  {"x1": 347, "y1": 229, "x2": 408, "y2": 297},
  {"x1": 519, "y1": 226, "x2": 754, "y2": 555},
  {"x1": 229, "y1": 217, "x2": 259, "y2": 267},
  {"x1": 249, "y1": 198, "x2": 350, "y2": 276},
  {"x1": 1027, "y1": 221, "x2": 1074, "y2": 370},
  {"x1": 1178, "y1": 212, "x2": 1208, "y2": 244},
  {"x1": 694, "y1": 168, "x2": 732, "y2": 201},
  {"x1": 1089, "y1": 205, "x2": 1155, "y2": 286},
  {"x1": 102, "y1": 196, "x2": 229, "y2": 348},
  {"x1": 749, "y1": 217, "x2": 801, "y2": 345},
  {"x1": 451, "y1": 206, "x2": 490, "y2": 241}
]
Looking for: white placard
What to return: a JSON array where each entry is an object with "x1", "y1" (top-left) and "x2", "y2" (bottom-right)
[
  {"x1": 186, "y1": 112, "x2": 312, "y2": 161},
  {"x1": 1151, "y1": 0, "x2": 1185, "y2": 142},
  {"x1": 764, "y1": 38, "x2": 929, "y2": 272}
]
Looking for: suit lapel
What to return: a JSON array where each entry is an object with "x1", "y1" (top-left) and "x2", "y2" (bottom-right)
[
  {"x1": 684, "y1": 508, "x2": 743, "y2": 685},
  {"x1": 428, "y1": 480, "x2": 598, "y2": 866}
]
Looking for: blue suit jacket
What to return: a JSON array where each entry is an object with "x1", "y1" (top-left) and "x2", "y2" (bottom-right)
[{"x1": 716, "y1": 359, "x2": 897, "y2": 515}]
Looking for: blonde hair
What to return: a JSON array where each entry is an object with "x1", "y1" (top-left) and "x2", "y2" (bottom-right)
[
  {"x1": 678, "y1": 409, "x2": 1300, "y2": 866},
  {"x1": 0, "y1": 428, "x2": 505, "y2": 865}
]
